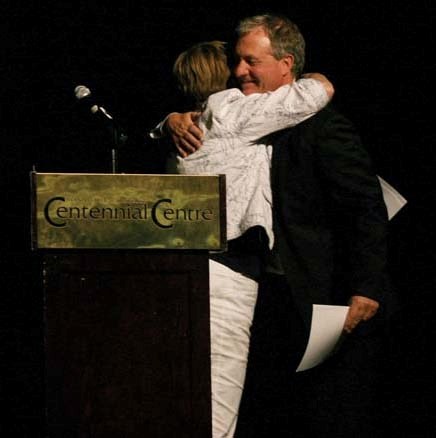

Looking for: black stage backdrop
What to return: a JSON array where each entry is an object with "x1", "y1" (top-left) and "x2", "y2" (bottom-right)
[{"x1": 2, "y1": 1, "x2": 435, "y2": 436}]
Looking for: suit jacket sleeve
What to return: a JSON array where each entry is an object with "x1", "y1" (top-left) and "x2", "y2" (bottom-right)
[{"x1": 312, "y1": 107, "x2": 389, "y2": 302}]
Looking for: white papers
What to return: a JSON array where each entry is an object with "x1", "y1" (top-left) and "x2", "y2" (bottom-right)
[
  {"x1": 296, "y1": 304, "x2": 349, "y2": 372},
  {"x1": 378, "y1": 176, "x2": 407, "y2": 220},
  {"x1": 295, "y1": 178, "x2": 406, "y2": 373}
]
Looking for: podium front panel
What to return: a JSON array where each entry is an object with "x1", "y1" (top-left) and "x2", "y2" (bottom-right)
[{"x1": 43, "y1": 251, "x2": 211, "y2": 437}]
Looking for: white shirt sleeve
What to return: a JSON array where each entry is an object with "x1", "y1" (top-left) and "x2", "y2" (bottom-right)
[{"x1": 204, "y1": 79, "x2": 330, "y2": 142}]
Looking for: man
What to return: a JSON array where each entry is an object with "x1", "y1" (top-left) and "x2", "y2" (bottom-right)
[
  {"x1": 169, "y1": 40, "x2": 334, "y2": 438},
  {"x1": 163, "y1": 14, "x2": 392, "y2": 436}
]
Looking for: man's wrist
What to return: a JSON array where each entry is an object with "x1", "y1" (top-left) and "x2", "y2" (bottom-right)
[{"x1": 149, "y1": 112, "x2": 179, "y2": 139}]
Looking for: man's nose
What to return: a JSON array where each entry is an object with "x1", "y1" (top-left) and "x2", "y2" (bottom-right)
[{"x1": 233, "y1": 60, "x2": 249, "y2": 77}]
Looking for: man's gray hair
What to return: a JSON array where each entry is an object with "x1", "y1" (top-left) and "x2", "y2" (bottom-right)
[{"x1": 236, "y1": 14, "x2": 306, "y2": 77}]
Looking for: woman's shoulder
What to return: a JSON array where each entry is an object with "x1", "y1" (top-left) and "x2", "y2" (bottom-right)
[{"x1": 207, "y1": 88, "x2": 244, "y2": 106}]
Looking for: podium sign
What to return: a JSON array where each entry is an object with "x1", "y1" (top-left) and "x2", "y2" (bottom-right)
[{"x1": 31, "y1": 172, "x2": 226, "y2": 250}]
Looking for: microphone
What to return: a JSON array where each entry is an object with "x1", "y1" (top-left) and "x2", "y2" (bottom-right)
[
  {"x1": 74, "y1": 84, "x2": 114, "y2": 121},
  {"x1": 74, "y1": 85, "x2": 128, "y2": 173},
  {"x1": 74, "y1": 84, "x2": 127, "y2": 140}
]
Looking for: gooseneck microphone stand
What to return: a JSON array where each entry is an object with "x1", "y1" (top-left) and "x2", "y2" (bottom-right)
[
  {"x1": 109, "y1": 120, "x2": 128, "y2": 174},
  {"x1": 74, "y1": 85, "x2": 128, "y2": 174}
]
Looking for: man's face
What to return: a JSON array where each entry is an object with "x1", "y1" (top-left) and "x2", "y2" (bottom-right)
[{"x1": 234, "y1": 27, "x2": 293, "y2": 95}]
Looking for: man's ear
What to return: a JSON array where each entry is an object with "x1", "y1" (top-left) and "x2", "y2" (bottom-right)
[{"x1": 280, "y1": 54, "x2": 295, "y2": 76}]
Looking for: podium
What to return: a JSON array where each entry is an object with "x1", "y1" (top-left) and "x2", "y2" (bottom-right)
[{"x1": 31, "y1": 172, "x2": 226, "y2": 437}]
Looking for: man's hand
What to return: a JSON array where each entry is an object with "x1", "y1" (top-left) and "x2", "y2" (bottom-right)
[
  {"x1": 302, "y1": 72, "x2": 334, "y2": 100},
  {"x1": 343, "y1": 295, "x2": 379, "y2": 333},
  {"x1": 166, "y1": 112, "x2": 203, "y2": 157}
]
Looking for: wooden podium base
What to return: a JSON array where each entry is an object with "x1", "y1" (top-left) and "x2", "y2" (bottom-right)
[{"x1": 43, "y1": 251, "x2": 211, "y2": 437}]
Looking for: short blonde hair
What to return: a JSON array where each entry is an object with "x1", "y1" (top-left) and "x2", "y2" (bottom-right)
[{"x1": 173, "y1": 41, "x2": 230, "y2": 106}]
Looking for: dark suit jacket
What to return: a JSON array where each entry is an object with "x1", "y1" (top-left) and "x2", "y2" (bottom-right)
[{"x1": 269, "y1": 104, "x2": 390, "y2": 328}]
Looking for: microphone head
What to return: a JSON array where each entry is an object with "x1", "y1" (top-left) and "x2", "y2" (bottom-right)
[
  {"x1": 74, "y1": 85, "x2": 92, "y2": 100},
  {"x1": 74, "y1": 85, "x2": 100, "y2": 114}
]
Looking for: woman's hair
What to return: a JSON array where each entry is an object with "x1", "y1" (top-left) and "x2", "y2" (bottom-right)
[
  {"x1": 236, "y1": 14, "x2": 306, "y2": 78},
  {"x1": 173, "y1": 41, "x2": 231, "y2": 107}
]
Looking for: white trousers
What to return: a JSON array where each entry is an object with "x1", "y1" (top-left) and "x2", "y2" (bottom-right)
[{"x1": 209, "y1": 259, "x2": 259, "y2": 438}]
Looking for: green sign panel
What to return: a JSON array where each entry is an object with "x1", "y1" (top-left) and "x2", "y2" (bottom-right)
[{"x1": 31, "y1": 173, "x2": 226, "y2": 250}]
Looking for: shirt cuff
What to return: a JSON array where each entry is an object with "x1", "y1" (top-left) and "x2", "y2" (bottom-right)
[{"x1": 149, "y1": 113, "x2": 178, "y2": 139}]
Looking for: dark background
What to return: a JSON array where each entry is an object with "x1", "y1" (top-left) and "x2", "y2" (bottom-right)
[{"x1": 2, "y1": 1, "x2": 435, "y2": 436}]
